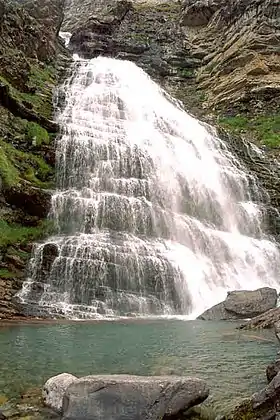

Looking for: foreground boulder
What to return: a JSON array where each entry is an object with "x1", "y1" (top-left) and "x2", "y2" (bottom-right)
[
  {"x1": 198, "y1": 287, "x2": 277, "y2": 321},
  {"x1": 58, "y1": 374, "x2": 209, "y2": 420},
  {"x1": 227, "y1": 371, "x2": 280, "y2": 420},
  {"x1": 43, "y1": 373, "x2": 78, "y2": 413}
]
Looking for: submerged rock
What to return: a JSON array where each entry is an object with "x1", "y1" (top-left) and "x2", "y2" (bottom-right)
[
  {"x1": 59, "y1": 374, "x2": 209, "y2": 420},
  {"x1": 43, "y1": 373, "x2": 78, "y2": 413},
  {"x1": 198, "y1": 287, "x2": 277, "y2": 321}
]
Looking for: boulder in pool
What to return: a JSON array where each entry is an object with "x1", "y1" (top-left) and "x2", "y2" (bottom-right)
[
  {"x1": 60, "y1": 374, "x2": 209, "y2": 420},
  {"x1": 198, "y1": 287, "x2": 277, "y2": 321},
  {"x1": 43, "y1": 373, "x2": 78, "y2": 413}
]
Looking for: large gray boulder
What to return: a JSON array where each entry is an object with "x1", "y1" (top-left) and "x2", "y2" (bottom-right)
[
  {"x1": 61, "y1": 374, "x2": 209, "y2": 420},
  {"x1": 43, "y1": 373, "x2": 78, "y2": 413},
  {"x1": 197, "y1": 301, "x2": 238, "y2": 321},
  {"x1": 198, "y1": 287, "x2": 277, "y2": 321}
]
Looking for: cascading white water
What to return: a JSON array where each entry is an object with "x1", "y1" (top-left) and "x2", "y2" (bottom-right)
[{"x1": 18, "y1": 56, "x2": 280, "y2": 319}]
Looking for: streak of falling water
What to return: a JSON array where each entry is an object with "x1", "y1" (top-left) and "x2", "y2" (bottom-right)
[{"x1": 18, "y1": 56, "x2": 280, "y2": 319}]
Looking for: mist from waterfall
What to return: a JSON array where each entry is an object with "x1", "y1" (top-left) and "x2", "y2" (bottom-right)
[{"x1": 18, "y1": 55, "x2": 280, "y2": 319}]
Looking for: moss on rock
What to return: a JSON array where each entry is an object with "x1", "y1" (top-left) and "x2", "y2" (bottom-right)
[
  {"x1": 0, "y1": 219, "x2": 54, "y2": 248},
  {"x1": 0, "y1": 138, "x2": 54, "y2": 189},
  {"x1": 25, "y1": 121, "x2": 50, "y2": 146},
  {"x1": 0, "y1": 144, "x2": 20, "y2": 187}
]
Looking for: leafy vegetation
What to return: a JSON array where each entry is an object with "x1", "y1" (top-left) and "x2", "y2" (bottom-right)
[{"x1": 218, "y1": 114, "x2": 280, "y2": 147}]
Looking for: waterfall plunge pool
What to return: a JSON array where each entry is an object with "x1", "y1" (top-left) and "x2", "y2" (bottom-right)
[{"x1": 0, "y1": 319, "x2": 277, "y2": 415}]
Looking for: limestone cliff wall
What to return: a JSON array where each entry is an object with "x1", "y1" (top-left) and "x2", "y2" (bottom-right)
[{"x1": 181, "y1": 0, "x2": 280, "y2": 113}]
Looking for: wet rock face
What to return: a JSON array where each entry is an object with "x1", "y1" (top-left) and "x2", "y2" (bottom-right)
[
  {"x1": 3, "y1": 183, "x2": 52, "y2": 219},
  {"x1": 64, "y1": 0, "x2": 190, "y2": 81},
  {"x1": 0, "y1": 0, "x2": 62, "y2": 68}
]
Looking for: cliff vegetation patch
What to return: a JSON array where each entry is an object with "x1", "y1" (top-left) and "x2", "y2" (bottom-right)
[{"x1": 218, "y1": 114, "x2": 280, "y2": 148}]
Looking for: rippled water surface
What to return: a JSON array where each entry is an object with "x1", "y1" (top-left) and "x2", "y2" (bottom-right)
[{"x1": 0, "y1": 319, "x2": 277, "y2": 414}]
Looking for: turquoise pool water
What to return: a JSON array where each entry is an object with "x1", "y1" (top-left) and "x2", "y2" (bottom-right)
[{"x1": 0, "y1": 319, "x2": 277, "y2": 414}]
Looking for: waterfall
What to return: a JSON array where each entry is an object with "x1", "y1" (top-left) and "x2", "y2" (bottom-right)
[{"x1": 18, "y1": 56, "x2": 280, "y2": 319}]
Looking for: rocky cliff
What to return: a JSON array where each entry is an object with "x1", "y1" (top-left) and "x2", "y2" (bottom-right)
[
  {"x1": 0, "y1": 0, "x2": 70, "y2": 318},
  {"x1": 0, "y1": 0, "x2": 279, "y2": 319}
]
